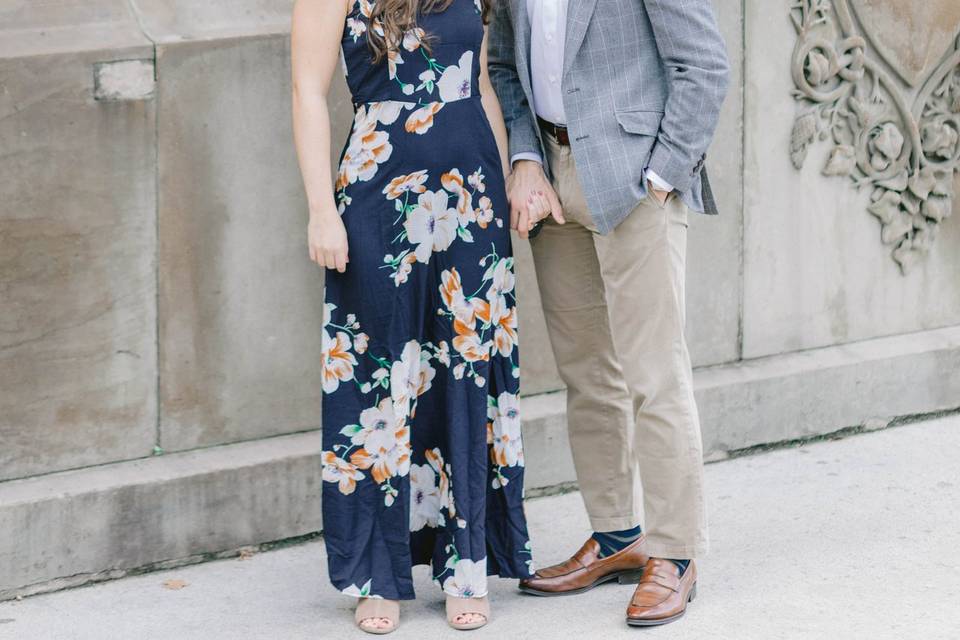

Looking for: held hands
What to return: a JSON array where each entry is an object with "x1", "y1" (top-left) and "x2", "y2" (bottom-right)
[
  {"x1": 308, "y1": 205, "x2": 349, "y2": 273},
  {"x1": 507, "y1": 160, "x2": 565, "y2": 239}
]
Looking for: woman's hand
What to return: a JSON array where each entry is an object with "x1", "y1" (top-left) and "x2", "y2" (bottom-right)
[{"x1": 308, "y1": 208, "x2": 349, "y2": 273}]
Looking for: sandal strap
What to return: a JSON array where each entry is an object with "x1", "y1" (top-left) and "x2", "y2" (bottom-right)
[
  {"x1": 445, "y1": 595, "x2": 490, "y2": 623},
  {"x1": 355, "y1": 598, "x2": 399, "y2": 626}
]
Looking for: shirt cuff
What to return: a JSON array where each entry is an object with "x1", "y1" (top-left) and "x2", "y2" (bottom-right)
[
  {"x1": 511, "y1": 152, "x2": 543, "y2": 167},
  {"x1": 645, "y1": 169, "x2": 674, "y2": 193}
]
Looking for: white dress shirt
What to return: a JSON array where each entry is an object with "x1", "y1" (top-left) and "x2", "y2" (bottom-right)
[{"x1": 511, "y1": 0, "x2": 672, "y2": 193}]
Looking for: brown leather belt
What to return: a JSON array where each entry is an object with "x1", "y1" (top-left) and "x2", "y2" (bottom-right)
[{"x1": 537, "y1": 116, "x2": 570, "y2": 146}]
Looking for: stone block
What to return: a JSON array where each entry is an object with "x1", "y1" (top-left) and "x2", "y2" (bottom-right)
[
  {"x1": 0, "y1": 0, "x2": 151, "y2": 58},
  {"x1": 0, "y1": 49, "x2": 158, "y2": 481},
  {"x1": 686, "y1": 0, "x2": 745, "y2": 367},
  {"x1": 128, "y1": 0, "x2": 292, "y2": 43},
  {"x1": 156, "y1": 35, "x2": 354, "y2": 451},
  {"x1": 0, "y1": 432, "x2": 321, "y2": 599}
]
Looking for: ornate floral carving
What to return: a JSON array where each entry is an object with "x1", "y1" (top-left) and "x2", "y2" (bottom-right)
[{"x1": 789, "y1": 0, "x2": 960, "y2": 273}]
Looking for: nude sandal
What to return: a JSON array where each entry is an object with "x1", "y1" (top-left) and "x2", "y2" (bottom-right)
[
  {"x1": 446, "y1": 595, "x2": 490, "y2": 631},
  {"x1": 355, "y1": 598, "x2": 399, "y2": 635}
]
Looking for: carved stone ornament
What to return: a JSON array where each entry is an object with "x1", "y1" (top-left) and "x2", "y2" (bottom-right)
[{"x1": 789, "y1": 0, "x2": 960, "y2": 273}]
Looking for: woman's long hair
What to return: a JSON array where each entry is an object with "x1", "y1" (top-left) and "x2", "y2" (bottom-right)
[{"x1": 366, "y1": 0, "x2": 492, "y2": 63}]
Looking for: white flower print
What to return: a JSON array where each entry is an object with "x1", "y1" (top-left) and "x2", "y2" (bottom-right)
[
  {"x1": 386, "y1": 48, "x2": 404, "y2": 80},
  {"x1": 476, "y1": 195, "x2": 494, "y2": 228},
  {"x1": 402, "y1": 27, "x2": 425, "y2": 52},
  {"x1": 437, "y1": 51, "x2": 474, "y2": 102},
  {"x1": 346, "y1": 389, "x2": 411, "y2": 491},
  {"x1": 392, "y1": 252, "x2": 416, "y2": 286},
  {"x1": 468, "y1": 169, "x2": 486, "y2": 193},
  {"x1": 441, "y1": 558, "x2": 488, "y2": 598},
  {"x1": 353, "y1": 332, "x2": 369, "y2": 354},
  {"x1": 342, "y1": 579, "x2": 380, "y2": 599},
  {"x1": 435, "y1": 340, "x2": 451, "y2": 367},
  {"x1": 353, "y1": 397, "x2": 402, "y2": 454},
  {"x1": 390, "y1": 340, "x2": 424, "y2": 416},
  {"x1": 487, "y1": 257, "x2": 516, "y2": 301},
  {"x1": 336, "y1": 103, "x2": 400, "y2": 191},
  {"x1": 405, "y1": 189, "x2": 459, "y2": 263},
  {"x1": 489, "y1": 392, "x2": 524, "y2": 469},
  {"x1": 346, "y1": 16, "x2": 366, "y2": 41},
  {"x1": 409, "y1": 463, "x2": 441, "y2": 532}
]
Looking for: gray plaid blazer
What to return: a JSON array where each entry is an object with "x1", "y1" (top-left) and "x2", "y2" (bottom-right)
[{"x1": 488, "y1": 0, "x2": 730, "y2": 233}]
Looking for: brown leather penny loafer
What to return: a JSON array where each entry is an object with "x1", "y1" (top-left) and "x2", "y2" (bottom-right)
[
  {"x1": 518, "y1": 535, "x2": 649, "y2": 597},
  {"x1": 625, "y1": 558, "x2": 697, "y2": 627}
]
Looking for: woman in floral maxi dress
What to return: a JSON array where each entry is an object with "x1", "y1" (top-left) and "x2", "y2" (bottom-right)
[{"x1": 291, "y1": 0, "x2": 535, "y2": 633}]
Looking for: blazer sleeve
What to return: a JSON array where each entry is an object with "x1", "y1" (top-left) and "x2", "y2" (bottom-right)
[
  {"x1": 642, "y1": 0, "x2": 730, "y2": 193},
  {"x1": 487, "y1": 1, "x2": 542, "y2": 161}
]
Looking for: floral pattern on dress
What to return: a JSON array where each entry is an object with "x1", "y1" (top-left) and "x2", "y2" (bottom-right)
[
  {"x1": 324, "y1": 0, "x2": 530, "y2": 602},
  {"x1": 381, "y1": 167, "x2": 501, "y2": 286}
]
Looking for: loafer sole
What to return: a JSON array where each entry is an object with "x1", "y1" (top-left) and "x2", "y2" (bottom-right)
[{"x1": 518, "y1": 568, "x2": 645, "y2": 597}]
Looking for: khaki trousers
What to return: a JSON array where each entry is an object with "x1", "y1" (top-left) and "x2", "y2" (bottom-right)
[{"x1": 530, "y1": 133, "x2": 708, "y2": 559}]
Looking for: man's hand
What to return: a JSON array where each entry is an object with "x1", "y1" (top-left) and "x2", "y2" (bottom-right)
[
  {"x1": 648, "y1": 179, "x2": 671, "y2": 206},
  {"x1": 507, "y1": 160, "x2": 565, "y2": 239}
]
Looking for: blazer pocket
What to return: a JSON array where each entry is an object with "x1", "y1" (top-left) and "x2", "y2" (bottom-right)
[{"x1": 614, "y1": 109, "x2": 664, "y2": 136}]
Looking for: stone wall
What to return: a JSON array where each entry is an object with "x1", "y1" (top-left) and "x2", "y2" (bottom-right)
[{"x1": 1, "y1": 0, "x2": 958, "y2": 598}]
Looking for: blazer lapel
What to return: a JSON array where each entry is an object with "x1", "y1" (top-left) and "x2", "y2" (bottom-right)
[{"x1": 563, "y1": 0, "x2": 599, "y2": 78}]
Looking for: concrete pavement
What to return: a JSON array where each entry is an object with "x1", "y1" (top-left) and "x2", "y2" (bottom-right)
[{"x1": 2, "y1": 414, "x2": 959, "y2": 640}]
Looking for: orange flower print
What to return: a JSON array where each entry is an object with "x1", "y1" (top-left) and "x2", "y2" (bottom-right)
[
  {"x1": 405, "y1": 102, "x2": 444, "y2": 135},
  {"x1": 470, "y1": 297, "x2": 491, "y2": 326},
  {"x1": 322, "y1": 451, "x2": 365, "y2": 495},
  {"x1": 453, "y1": 317, "x2": 489, "y2": 363},
  {"x1": 494, "y1": 305, "x2": 518, "y2": 358},
  {"x1": 425, "y1": 447, "x2": 456, "y2": 520},
  {"x1": 441, "y1": 168, "x2": 476, "y2": 226},
  {"x1": 322, "y1": 329, "x2": 358, "y2": 394},
  {"x1": 440, "y1": 268, "x2": 475, "y2": 324},
  {"x1": 383, "y1": 170, "x2": 428, "y2": 200}
]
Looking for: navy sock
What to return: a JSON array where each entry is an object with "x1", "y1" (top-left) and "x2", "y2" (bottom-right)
[
  {"x1": 591, "y1": 526, "x2": 642, "y2": 558},
  {"x1": 669, "y1": 559, "x2": 690, "y2": 576}
]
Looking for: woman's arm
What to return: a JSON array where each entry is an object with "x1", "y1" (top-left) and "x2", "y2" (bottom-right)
[
  {"x1": 479, "y1": 26, "x2": 511, "y2": 181},
  {"x1": 291, "y1": 0, "x2": 352, "y2": 273}
]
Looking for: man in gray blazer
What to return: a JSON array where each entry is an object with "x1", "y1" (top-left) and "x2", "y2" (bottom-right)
[{"x1": 489, "y1": 0, "x2": 729, "y2": 626}]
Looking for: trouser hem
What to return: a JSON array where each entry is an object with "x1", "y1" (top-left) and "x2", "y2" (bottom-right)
[{"x1": 642, "y1": 540, "x2": 709, "y2": 561}]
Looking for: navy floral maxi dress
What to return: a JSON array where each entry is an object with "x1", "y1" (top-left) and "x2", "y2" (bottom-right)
[{"x1": 320, "y1": 0, "x2": 533, "y2": 601}]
